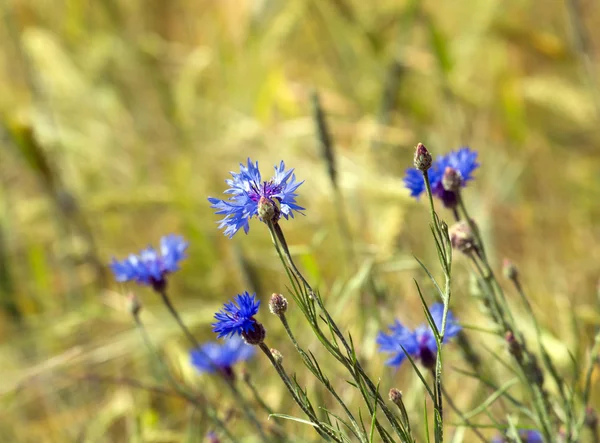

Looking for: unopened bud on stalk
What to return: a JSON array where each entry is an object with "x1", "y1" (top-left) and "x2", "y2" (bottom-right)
[
  {"x1": 257, "y1": 197, "x2": 280, "y2": 223},
  {"x1": 585, "y1": 407, "x2": 598, "y2": 429},
  {"x1": 242, "y1": 322, "x2": 266, "y2": 345},
  {"x1": 270, "y1": 348, "x2": 283, "y2": 365},
  {"x1": 241, "y1": 368, "x2": 251, "y2": 383},
  {"x1": 389, "y1": 388, "x2": 403, "y2": 405},
  {"x1": 269, "y1": 293, "x2": 288, "y2": 316},
  {"x1": 442, "y1": 167, "x2": 462, "y2": 193},
  {"x1": 505, "y1": 331, "x2": 522, "y2": 361},
  {"x1": 127, "y1": 293, "x2": 142, "y2": 318},
  {"x1": 413, "y1": 143, "x2": 432, "y2": 172},
  {"x1": 527, "y1": 355, "x2": 545, "y2": 385},
  {"x1": 449, "y1": 221, "x2": 476, "y2": 254},
  {"x1": 502, "y1": 259, "x2": 519, "y2": 281},
  {"x1": 206, "y1": 431, "x2": 220, "y2": 443}
]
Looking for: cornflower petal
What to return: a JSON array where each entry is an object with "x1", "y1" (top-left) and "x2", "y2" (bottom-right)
[
  {"x1": 212, "y1": 292, "x2": 261, "y2": 338},
  {"x1": 377, "y1": 305, "x2": 461, "y2": 368},
  {"x1": 190, "y1": 336, "x2": 255, "y2": 374}
]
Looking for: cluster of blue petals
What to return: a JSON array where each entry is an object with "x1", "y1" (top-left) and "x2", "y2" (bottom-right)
[
  {"x1": 377, "y1": 303, "x2": 462, "y2": 368},
  {"x1": 491, "y1": 430, "x2": 543, "y2": 443},
  {"x1": 212, "y1": 292, "x2": 261, "y2": 339},
  {"x1": 190, "y1": 335, "x2": 255, "y2": 374},
  {"x1": 208, "y1": 159, "x2": 304, "y2": 238},
  {"x1": 109, "y1": 235, "x2": 188, "y2": 286},
  {"x1": 404, "y1": 147, "x2": 479, "y2": 206}
]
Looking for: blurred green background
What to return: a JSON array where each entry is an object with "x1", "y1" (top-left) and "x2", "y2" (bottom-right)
[{"x1": 1, "y1": 0, "x2": 600, "y2": 441}]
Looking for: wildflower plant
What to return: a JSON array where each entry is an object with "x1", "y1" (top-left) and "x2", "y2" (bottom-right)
[{"x1": 105, "y1": 129, "x2": 600, "y2": 441}]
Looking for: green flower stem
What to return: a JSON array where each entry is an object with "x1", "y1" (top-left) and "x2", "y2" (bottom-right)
[
  {"x1": 133, "y1": 315, "x2": 236, "y2": 442},
  {"x1": 155, "y1": 287, "x2": 270, "y2": 441},
  {"x1": 420, "y1": 167, "x2": 450, "y2": 443},
  {"x1": 439, "y1": 383, "x2": 487, "y2": 443},
  {"x1": 267, "y1": 221, "x2": 410, "y2": 442},
  {"x1": 456, "y1": 197, "x2": 556, "y2": 441},
  {"x1": 155, "y1": 286, "x2": 202, "y2": 350},
  {"x1": 226, "y1": 380, "x2": 271, "y2": 442},
  {"x1": 278, "y1": 313, "x2": 368, "y2": 443},
  {"x1": 257, "y1": 343, "x2": 344, "y2": 443}
]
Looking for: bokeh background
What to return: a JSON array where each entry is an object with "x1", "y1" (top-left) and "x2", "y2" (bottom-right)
[{"x1": 1, "y1": 0, "x2": 600, "y2": 441}]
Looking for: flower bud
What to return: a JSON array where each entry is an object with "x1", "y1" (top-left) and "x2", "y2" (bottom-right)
[
  {"x1": 585, "y1": 407, "x2": 598, "y2": 429},
  {"x1": 449, "y1": 221, "x2": 475, "y2": 254},
  {"x1": 413, "y1": 143, "x2": 432, "y2": 172},
  {"x1": 126, "y1": 293, "x2": 142, "y2": 318},
  {"x1": 270, "y1": 348, "x2": 283, "y2": 365},
  {"x1": 269, "y1": 293, "x2": 288, "y2": 316},
  {"x1": 257, "y1": 197, "x2": 280, "y2": 223},
  {"x1": 502, "y1": 259, "x2": 518, "y2": 280},
  {"x1": 241, "y1": 367, "x2": 251, "y2": 383},
  {"x1": 242, "y1": 322, "x2": 266, "y2": 345},
  {"x1": 505, "y1": 331, "x2": 522, "y2": 361},
  {"x1": 442, "y1": 167, "x2": 462, "y2": 192},
  {"x1": 388, "y1": 388, "x2": 403, "y2": 405},
  {"x1": 206, "y1": 431, "x2": 220, "y2": 443}
]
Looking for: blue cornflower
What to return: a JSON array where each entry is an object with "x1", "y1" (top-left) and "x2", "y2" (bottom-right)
[
  {"x1": 212, "y1": 292, "x2": 261, "y2": 338},
  {"x1": 491, "y1": 430, "x2": 543, "y2": 443},
  {"x1": 377, "y1": 303, "x2": 462, "y2": 369},
  {"x1": 190, "y1": 335, "x2": 255, "y2": 379},
  {"x1": 404, "y1": 147, "x2": 479, "y2": 208},
  {"x1": 110, "y1": 235, "x2": 188, "y2": 288},
  {"x1": 208, "y1": 159, "x2": 304, "y2": 238}
]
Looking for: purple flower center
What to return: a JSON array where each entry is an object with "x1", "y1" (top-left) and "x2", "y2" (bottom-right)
[
  {"x1": 417, "y1": 335, "x2": 436, "y2": 369},
  {"x1": 249, "y1": 180, "x2": 279, "y2": 201}
]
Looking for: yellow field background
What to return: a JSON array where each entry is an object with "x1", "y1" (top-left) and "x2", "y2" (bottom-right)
[{"x1": 1, "y1": 0, "x2": 600, "y2": 441}]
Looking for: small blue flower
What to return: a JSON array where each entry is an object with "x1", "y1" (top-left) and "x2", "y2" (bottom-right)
[
  {"x1": 404, "y1": 147, "x2": 479, "y2": 207},
  {"x1": 377, "y1": 303, "x2": 461, "y2": 369},
  {"x1": 190, "y1": 336, "x2": 255, "y2": 376},
  {"x1": 491, "y1": 430, "x2": 543, "y2": 443},
  {"x1": 212, "y1": 292, "x2": 261, "y2": 338},
  {"x1": 110, "y1": 235, "x2": 188, "y2": 287},
  {"x1": 208, "y1": 159, "x2": 304, "y2": 238}
]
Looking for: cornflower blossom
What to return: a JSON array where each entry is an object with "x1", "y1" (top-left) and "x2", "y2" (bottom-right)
[
  {"x1": 208, "y1": 159, "x2": 304, "y2": 238},
  {"x1": 404, "y1": 147, "x2": 479, "y2": 208},
  {"x1": 491, "y1": 430, "x2": 543, "y2": 443},
  {"x1": 377, "y1": 303, "x2": 462, "y2": 369},
  {"x1": 109, "y1": 235, "x2": 188, "y2": 289},
  {"x1": 212, "y1": 292, "x2": 260, "y2": 339},
  {"x1": 190, "y1": 336, "x2": 255, "y2": 379}
]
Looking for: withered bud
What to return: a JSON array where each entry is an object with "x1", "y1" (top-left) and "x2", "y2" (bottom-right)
[
  {"x1": 585, "y1": 407, "x2": 598, "y2": 429},
  {"x1": 127, "y1": 293, "x2": 142, "y2": 318},
  {"x1": 241, "y1": 367, "x2": 251, "y2": 383},
  {"x1": 502, "y1": 259, "x2": 519, "y2": 281},
  {"x1": 413, "y1": 143, "x2": 432, "y2": 172},
  {"x1": 389, "y1": 388, "x2": 403, "y2": 405},
  {"x1": 270, "y1": 348, "x2": 283, "y2": 365},
  {"x1": 449, "y1": 221, "x2": 476, "y2": 254},
  {"x1": 242, "y1": 322, "x2": 266, "y2": 345},
  {"x1": 442, "y1": 167, "x2": 463, "y2": 192},
  {"x1": 269, "y1": 293, "x2": 288, "y2": 316},
  {"x1": 505, "y1": 331, "x2": 522, "y2": 361}
]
